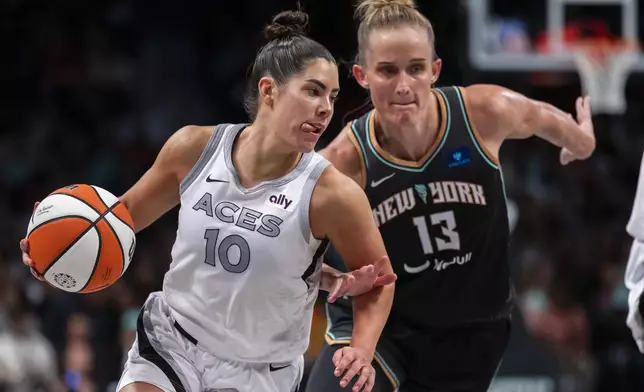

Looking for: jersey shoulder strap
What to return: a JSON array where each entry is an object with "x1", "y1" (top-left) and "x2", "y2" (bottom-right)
[
  {"x1": 344, "y1": 110, "x2": 373, "y2": 184},
  {"x1": 434, "y1": 86, "x2": 499, "y2": 169}
]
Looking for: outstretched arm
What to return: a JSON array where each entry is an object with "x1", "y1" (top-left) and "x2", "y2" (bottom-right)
[
  {"x1": 21, "y1": 125, "x2": 214, "y2": 278},
  {"x1": 464, "y1": 85, "x2": 596, "y2": 164}
]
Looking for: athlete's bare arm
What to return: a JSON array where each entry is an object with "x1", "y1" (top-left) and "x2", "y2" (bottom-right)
[
  {"x1": 463, "y1": 84, "x2": 595, "y2": 163},
  {"x1": 119, "y1": 125, "x2": 214, "y2": 232},
  {"x1": 318, "y1": 124, "x2": 388, "y2": 295},
  {"x1": 310, "y1": 166, "x2": 394, "y2": 361},
  {"x1": 320, "y1": 123, "x2": 366, "y2": 188}
]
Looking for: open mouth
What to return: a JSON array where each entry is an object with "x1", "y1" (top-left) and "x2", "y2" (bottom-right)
[{"x1": 303, "y1": 122, "x2": 323, "y2": 135}]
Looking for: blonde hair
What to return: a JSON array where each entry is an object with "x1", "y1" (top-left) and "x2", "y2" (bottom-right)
[{"x1": 354, "y1": 0, "x2": 435, "y2": 64}]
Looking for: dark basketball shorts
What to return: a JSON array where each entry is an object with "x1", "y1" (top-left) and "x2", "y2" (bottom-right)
[{"x1": 306, "y1": 300, "x2": 511, "y2": 392}]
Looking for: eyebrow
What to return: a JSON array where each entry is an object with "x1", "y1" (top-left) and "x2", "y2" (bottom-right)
[
  {"x1": 376, "y1": 58, "x2": 427, "y2": 65},
  {"x1": 306, "y1": 79, "x2": 340, "y2": 93}
]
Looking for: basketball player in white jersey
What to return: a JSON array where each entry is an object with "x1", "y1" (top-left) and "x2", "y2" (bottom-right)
[
  {"x1": 20, "y1": 10, "x2": 396, "y2": 392},
  {"x1": 625, "y1": 151, "x2": 644, "y2": 353}
]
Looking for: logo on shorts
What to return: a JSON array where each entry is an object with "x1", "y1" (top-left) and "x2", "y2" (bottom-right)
[
  {"x1": 269, "y1": 363, "x2": 290, "y2": 372},
  {"x1": 54, "y1": 273, "x2": 77, "y2": 289}
]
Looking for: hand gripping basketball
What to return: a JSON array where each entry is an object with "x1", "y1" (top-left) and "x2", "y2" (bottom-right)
[
  {"x1": 20, "y1": 202, "x2": 44, "y2": 281},
  {"x1": 333, "y1": 346, "x2": 376, "y2": 392},
  {"x1": 22, "y1": 184, "x2": 137, "y2": 293}
]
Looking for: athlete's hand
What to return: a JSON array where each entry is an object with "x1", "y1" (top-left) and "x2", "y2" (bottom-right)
[
  {"x1": 333, "y1": 346, "x2": 375, "y2": 392},
  {"x1": 560, "y1": 96, "x2": 595, "y2": 165},
  {"x1": 20, "y1": 202, "x2": 45, "y2": 281},
  {"x1": 328, "y1": 256, "x2": 397, "y2": 303}
]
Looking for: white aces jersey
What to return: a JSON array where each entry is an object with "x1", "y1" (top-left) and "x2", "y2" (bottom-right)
[{"x1": 163, "y1": 123, "x2": 331, "y2": 363}]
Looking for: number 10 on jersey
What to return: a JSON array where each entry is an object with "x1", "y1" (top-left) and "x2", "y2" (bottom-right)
[
  {"x1": 412, "y1": 211, "x2": 460, "y2": 254},
  {"x1": 203, "y1": 229, "x2": 251, "y2": 273}
]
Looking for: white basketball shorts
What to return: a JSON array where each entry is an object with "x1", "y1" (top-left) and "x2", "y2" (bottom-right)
[{"x1": 117, "y1": 292, "x2": 304, "y2": 392}]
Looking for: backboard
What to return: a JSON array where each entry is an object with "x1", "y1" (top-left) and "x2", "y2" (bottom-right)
[
  {"x1": 467, "y1": 0, "x2": 644, "y2": 72},
  {"x1": 467, "y1": 0, "x2": 643, "y2": 113}
]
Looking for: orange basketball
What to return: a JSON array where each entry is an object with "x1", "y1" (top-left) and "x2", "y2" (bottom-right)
[{"x1": 26, "y1": 184, "x2": 137, "y2": 293}]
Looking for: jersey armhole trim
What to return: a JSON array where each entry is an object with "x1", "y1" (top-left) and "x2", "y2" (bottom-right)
[
  {"x1": 299, "y1": 159, "x2": 332, "y2": 244},
  {"x1": 345, "y1": 122, "x2": 368, "y2": 189},
  {"x1": 179, "y1": 124, "x2": 227, "y2": 195},
  {"x1": 454, "y1": 87, "x2": 500, "y2": 168}
]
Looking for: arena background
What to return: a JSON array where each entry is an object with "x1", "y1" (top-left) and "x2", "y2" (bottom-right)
[{"x1": 1, "y1": 0, "x2": 644, "y2": 391}]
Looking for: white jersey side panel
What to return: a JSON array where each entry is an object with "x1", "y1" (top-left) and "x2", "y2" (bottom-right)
[{"x1": 163, "y1": 124, "x2": 330, "y2": 363}]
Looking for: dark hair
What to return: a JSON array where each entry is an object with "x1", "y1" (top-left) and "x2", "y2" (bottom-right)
[{"x1": 243, "y1": 9, "x2": 336, "y2": 121}]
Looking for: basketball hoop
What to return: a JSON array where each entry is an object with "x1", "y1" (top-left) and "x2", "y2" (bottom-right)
[{"x1": 571, "y1": 39, "x2": 639, "y2": 115}]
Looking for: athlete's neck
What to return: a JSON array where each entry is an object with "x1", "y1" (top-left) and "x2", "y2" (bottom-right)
[
  {"x1": 231, "y1": 124, "x2": 301, "y2": 188},
  {"x1": 375, "y1": 91, "x2": 440, "y2": 162}
]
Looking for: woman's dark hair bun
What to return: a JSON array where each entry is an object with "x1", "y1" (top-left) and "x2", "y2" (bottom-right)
[{"x1": 264, "y1": 10, "x2": 309, "y2": 40}]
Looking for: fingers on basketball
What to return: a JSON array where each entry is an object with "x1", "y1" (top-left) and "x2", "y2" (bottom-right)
[
  {"x1": 30, "y1": 267, "x2": 45, "y2": 281},
  {"x1": 28, "y1": 184, "x2": 135, "y2": 293},
  {"x1": 19, "y1": 239, "x2": 28, "y2": 252}
]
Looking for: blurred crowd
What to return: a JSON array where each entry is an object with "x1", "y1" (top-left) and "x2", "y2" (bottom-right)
[{"x1": 1, "y1": 1, "x2": 644, "y2": 391}]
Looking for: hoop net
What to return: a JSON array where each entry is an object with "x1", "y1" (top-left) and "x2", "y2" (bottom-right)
[{"x1": 571, "y1": 39, "x2": 639, "y2": 115}]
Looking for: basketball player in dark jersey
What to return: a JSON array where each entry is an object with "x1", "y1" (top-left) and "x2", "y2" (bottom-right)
[{"x1": 306, "y1": 0, "x2": 596, "y2": 391}]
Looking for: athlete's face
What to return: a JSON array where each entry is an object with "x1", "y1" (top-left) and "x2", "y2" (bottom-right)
[
  {"x1": 261, "y1": 59, "x2": 339, "y2": 153},
  {"x1": 353, "y1": 25, "x2": 442, "y2": 126}
]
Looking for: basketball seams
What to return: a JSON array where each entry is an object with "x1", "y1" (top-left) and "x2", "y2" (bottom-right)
[
  {"x1": 89, "y1": 185, "x2": 113, "y2": 209},
  {"x1": 85, "y1": 188, "x2": 128, "y2": 277},
  {"x1": 78, "y1": 226, "x2": 103, "y2": 293},
  {"x1": 101, "y1": 214, "x2": 126, "y2": 279},
  {"x1": 55, "y1": 187, "x2": 135, "y2": 232},
  {"x1": 40, "y1": 200, "x2": 123, "y2": 279},
  {"x1": 41, "y1": 224, "x2": 98, "y2": 276},
  {"x1": 109, "y1": 208, "x2": 136, "y2": 233},
  {"x1": 54, "y1": 192, "x2": 104, "y2": 217},
  {"x1": 27, "y1": 215, "x2": 92, "y2": 237},
  {"x1": 32, "y1": 186, "x2": 136, "y2": 293}
]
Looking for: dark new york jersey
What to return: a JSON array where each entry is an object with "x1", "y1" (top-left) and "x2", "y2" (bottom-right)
[{"x1": 347, "y1": 86, "x2": 513, "y2": 327}]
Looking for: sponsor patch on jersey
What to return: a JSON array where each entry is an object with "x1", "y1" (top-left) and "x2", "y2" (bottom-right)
[
  {"x1": 447, "y1": 147, "x2": 472, "y2": 168},
  {"x1": 265, "y1": 193, "x2": 296, "y2": 212}
]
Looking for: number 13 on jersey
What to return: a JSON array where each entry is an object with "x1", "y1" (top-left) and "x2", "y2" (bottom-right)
[{"x1": 413, "y1": 210, "x2": 460, "y2": 254}]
